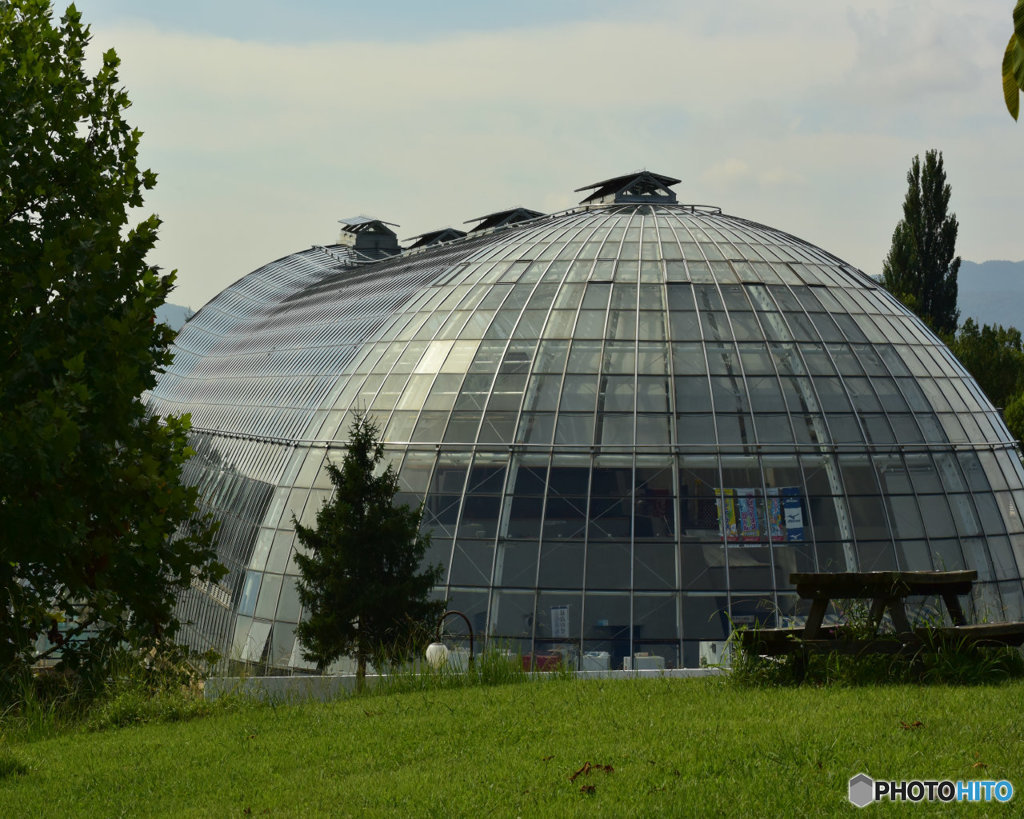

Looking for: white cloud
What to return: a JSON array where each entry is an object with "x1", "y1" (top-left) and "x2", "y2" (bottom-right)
[
  {"x1": 79, "y1": 2, "x2": 1022, "y2": 307},
  {"x1": 700, "y1": 159, "x2": 806, "y2": 190}
]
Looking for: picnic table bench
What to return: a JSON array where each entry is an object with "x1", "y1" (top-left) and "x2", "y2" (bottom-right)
[{"x1": 739, "y1": 570, "x2": 1024, "y2": 661}]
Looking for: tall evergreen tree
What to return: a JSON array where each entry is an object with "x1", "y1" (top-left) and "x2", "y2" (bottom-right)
[
  {"x1": 0, "y1": 0, "x2": 221, "y2": 680},
  {"x1": 881, "y1": 150, "x2": 960, "y2": 336},
  {"x1": 293, "y1": 414, "x2": 443, "y2": 685}
]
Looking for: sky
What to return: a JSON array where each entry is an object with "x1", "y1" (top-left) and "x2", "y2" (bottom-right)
[{"x1": 71, "y1": 0, "x2": 1023, "y2": 310}]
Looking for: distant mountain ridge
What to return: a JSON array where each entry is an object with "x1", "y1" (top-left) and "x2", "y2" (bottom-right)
[{"x1": 958, "y1": 260, "x2": 1024, "y2": 329}]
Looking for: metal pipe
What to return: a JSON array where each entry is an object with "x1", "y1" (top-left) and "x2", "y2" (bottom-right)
[{"x1": 437, "y1": 609, "x2": 475, "y2": 664}]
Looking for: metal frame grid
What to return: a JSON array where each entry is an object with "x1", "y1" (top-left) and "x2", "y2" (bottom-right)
[{"x1": 147, "y1": 201, "x2": 1024, "y2": 672}]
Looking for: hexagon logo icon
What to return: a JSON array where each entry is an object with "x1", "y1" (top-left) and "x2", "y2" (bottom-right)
[{"x1": 849, "y1": 773, "x2": 875, "y2": 808}]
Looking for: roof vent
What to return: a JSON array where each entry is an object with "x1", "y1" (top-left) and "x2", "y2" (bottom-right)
[
  {"x1": 337, "y1": 216, "x2": 401, "y2": 255},
  {"x1": 406, "y1": 227, "x2": 467, "y2": 249},
  {"x1": 575, "y1": 171, "x2": 680, "y2": 205},
  {"x1": 465, "y1": 207, "x2": 544, "y2": 233}
]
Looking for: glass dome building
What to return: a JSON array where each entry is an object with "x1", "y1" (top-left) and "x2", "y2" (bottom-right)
[{"x1": 147, "y1": 171, "x2": 1024, "y2": 671}]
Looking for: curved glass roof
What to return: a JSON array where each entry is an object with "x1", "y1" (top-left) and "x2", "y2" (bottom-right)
[{"x1": 148, "y1": 185, "x2": 1024, "y2": 671}]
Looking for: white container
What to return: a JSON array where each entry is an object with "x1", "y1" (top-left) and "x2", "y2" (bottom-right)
[
  {"x1": 581, "y1": 651, "x2": 611, "y2": 671},
  {"x1": 624, "y1": 653, "x2": 665, "y2": 671}
]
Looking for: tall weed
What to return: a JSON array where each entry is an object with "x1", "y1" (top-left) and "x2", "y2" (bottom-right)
[
  {"x1": 729, "y1": 622, "x2": 1024, "y2": 688},
  {"x1": 373, "y1": 646, "x2": 527, "y2": 698},
  {"x1": 0, "y1": 644, "x2": 227, "y2": 742}
]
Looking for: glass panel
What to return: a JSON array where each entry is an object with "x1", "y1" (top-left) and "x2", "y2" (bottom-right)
[
  {"x1": 635, "y1": 462, "x2": 675, "y2": 537},
  {"x1": 539, "y1": 540, "x2": 584, "y2": 586},
  {"x1": 555, "y1": 413, "x2": 594, "y2": 446},
  {"x1": 267, "y1": 531, "x2": 293, "y2": 573},
  {"x1": 567, "y1": 340, "x2": 603, "y2": 372},
  {"x1": 599, "y1": 376, "x2": 635, "y2": 412},
  {"x1": 636, "y1": 376, "x2": 670, "y2": 412},
  {"x1": 584, "y1": 592, "x2": 633, "y2": 668},
  {"x1": 536, "y1": 592, "x2": 582, "y2": 645},
  {"x1": 270, "y1": 623, "x2": 296, "y2": 667},
  {"x1": 254, "y1": 573, "x2": 283, "y2": 620},
  {"x1": 681, "y1": 594, "x2": 730, "y2": 640},
  {"x1": 444, "y1": 412, "x2": 481, "y2": 443},
  {"x1": 676, "y1": 414, "x2": 716, "y2": 445},
  {"x1": 398, "y1": 452, "x2": 436, "y2": 493},
  {"x1": 506, "y1": 495, "x2": 544, "y2": 538},
  {"x1": 602, "y1": 342, "x2": 635, "y2": 374},
  {"x1": 560, "y1": 374, "x2": 598, "y2": 411},
  {"x1": 496, "y1": 541, "x2": 539, "y2": 587},
  {"x1": 588, "y1": 495, "x2": 631, "y2": 539},
  {"x1": 745, "y1": 374, "x2": 786, "y2": 412},
  {"x1": 597, "y1": 414, "x2": 632, "y2": 446},
  {"x1": 633, "y1": 594, "x2": 680, "y2": 653},
  {"x1": 524, "y1": 374, "x2": 562, "y2": 412},
  {"x1": 773, "y1": 543, "x2": 815, "y2": 586},
  {"x1": 679, "y1": 544, "x2": 729, "y2": 589},
  {"x1": 535, "y1": 340, "x2": 569, "y2": 371},
  {"x1": 489, "y1": 590, "x2": 536, "y2": 639},
  {"x1": 237, "y1": 571, "x2": 261, "y2": 617},
  {"x1": 634, "y1": 543, "x2": 676, "y2": 590},
  {"x1": 459, "y1": 495, "x2": 501, "y2": 539},
  {"x1": 675, "y1": 376, "x2": 712, "y2": 412},
  {"x1": 543, "y1": 493, "x2": 588, "y2": 539},
  {"x1": 478, "y1": 412, "x2": 517, "y2": 443},
  {"x1": 449, "y1": 540, "x2": 494, "y2": 585},
  {"x1": 636, "y1": 415, "x2": 671, "y2": 445},
  {"x1": 276, "y1": 577, "x2": 302, "y2": 623},
  {"x1": 586, "y1": 541, "x2": 631, "y2": 589}
]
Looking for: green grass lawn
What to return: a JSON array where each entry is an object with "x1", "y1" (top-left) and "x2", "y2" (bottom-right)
[{"x1": 2, "y1": 677, "x2": 1022, "y2": 816}]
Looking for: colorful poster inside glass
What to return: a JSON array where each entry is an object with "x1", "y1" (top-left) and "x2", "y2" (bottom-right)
[{"x1": 717, "y1": 487, "x2": 804, "y2": 544}]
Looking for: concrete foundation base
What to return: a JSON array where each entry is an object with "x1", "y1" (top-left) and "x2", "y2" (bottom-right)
[{"x1": 204, "y1": 667, "x2": 726, "y2": 704}]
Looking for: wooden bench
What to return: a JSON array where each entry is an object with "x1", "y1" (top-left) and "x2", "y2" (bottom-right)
[{"x1": 738, "y1": 570, "x2": 1024, "y2": 664}]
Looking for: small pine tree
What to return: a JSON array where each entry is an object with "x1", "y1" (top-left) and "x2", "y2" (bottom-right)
[
  {"x1": 881, "y1": 150, "x2": 960, "y2": 336},
  {"x1": 293, "y1": 413, "x2": 444, "y2": 685}
]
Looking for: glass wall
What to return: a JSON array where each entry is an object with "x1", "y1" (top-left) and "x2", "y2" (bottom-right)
[{"x1": 148, "y1": 202, "x2": 1024, "y2": 671}]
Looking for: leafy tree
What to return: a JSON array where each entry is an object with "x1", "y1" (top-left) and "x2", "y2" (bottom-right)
[
  {"x1": 949, "y1": 319, "x2": 1024, "y2": 442},
  {"x1": 0, "y1": 1, "x2": 221, "y2": 681},
  {"x1": 949, "y1": 320, "x2": 1024, "y2": 410},
  {"x1": 293, "y1": 414, "x2": 444, "y2": 686},
  {"x1": 1003, "y1": 393, "x2": 1024, "y2": 443},
  {"x1": 1003, "y1": 1, "x2": 1024, "y2": 119},
  {"x1": 881, "y1": 150, "x2": 960, "y2": 336}
]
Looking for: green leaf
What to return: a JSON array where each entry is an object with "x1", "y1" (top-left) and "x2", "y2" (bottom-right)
[
  {"x1": 1004, "y1": 36, "x2": 1021, "y2": 120},
  {"x1": 63, "y1": 350, "x2": 86, "y2": 376},
  {"x1": 1011, "y1": 27, "x2": 1024, "y2": 88}
]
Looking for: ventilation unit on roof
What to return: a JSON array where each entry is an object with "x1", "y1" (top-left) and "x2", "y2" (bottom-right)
[
  {"x1": 465, "y1": 207, "x2": 544, "y2": 233},
  {"x1": 406, "y1": 227, "x2": 467, "y2": 249},
  {"x1": 337, "y1": 216, "x2": 401, "y2": 255},
  {"x1": 575, "y1": 170, "x2": 680, "y2": 205}
]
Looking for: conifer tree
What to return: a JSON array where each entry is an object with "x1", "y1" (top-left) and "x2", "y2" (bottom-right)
[
  {"x1": 293, "y1": 414, "x2": 443, "y2": 685},
  {"x1": 882, "y1": 150, "x2": 960, "y2": 336}
]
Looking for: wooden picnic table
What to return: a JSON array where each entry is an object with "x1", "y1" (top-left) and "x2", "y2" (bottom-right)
[
  {"x1": 795, "y1": 570, "x2": 975, "y2": 638},
  {"x1": 740, "y1": 569, "x2": 1024, "y2": 660}
]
